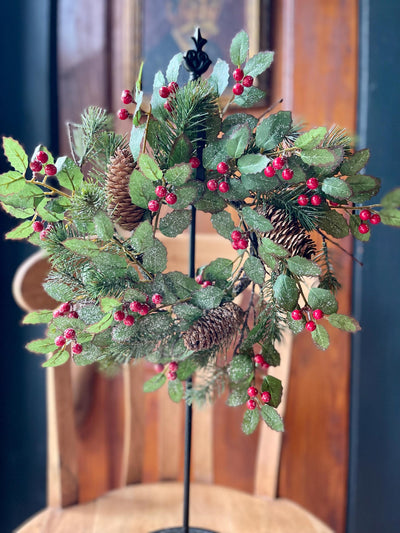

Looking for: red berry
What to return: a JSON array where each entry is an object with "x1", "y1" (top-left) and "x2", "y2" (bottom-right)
[
  {"x1": 167, "y1": 370, "x2": 177, "y2": 381},
  {"x1": 217, "y1": 161, "x2": 229, "y2": 174},
  {"x1": 237, "y1": 238, "x2": 248, "y2": 250},
  {"x1": 138, "y1": 304, "x2": 150, "y2": 316},
  {"x1": 154, "y1": 363, "x2": 164, "y2": 372},
  {"x1": 261, "y1": 391, "x2": 271, "y2": 403},
  {"x1": 298, "y1": 194, "x2": 309, "y2": 206},
  {"x1": 272, "y1": 156, "x2": 285, "y2": 170},
  {"x1": 305, "y1": 321, "x2": 316, "y2": 332},
  {"x1": 53, "y1": 309, "x2": 62, "y2": 318},
  {"x1": 72, "y1": 343, "x2": 83, "y2": 355},
  {"x1": 164, "y1": 101, "x2": 172, "y2": 113},
  {"x1": 165, "y1": 192, "x2": 177, "y2": 205},
  {"x1": 370, "y1": 213, "x2": 381, "y2": 225},
  {"x1": 59, "y1": 302, "x2": 71, "y2": 314},
  {"x1": 169, "y1": 361, "x2": 178, "y2": 372},
  {"x1": 242, "y1": 75, "x2": 254, "y2": 87},
  {"x1": 123, "y1": 315, "x2": 135, "y2": 326},
  {"x1": 291, "y1": 309, "x2": 303, "y2": 320},
  {"x1": 330, "y1": 201, "x2": 339, "y2": 207},
  {"x1": 36, "y1": 150, "x2": 48, "y2": 164},
  {"x1": 218, "y1": 181, "x2": 229, "y2": 193},
  {"x1": 358, "y1": 223, "x2": 370, "y2": 234},
  {"x1": 152, "y1": 293, "x2": 163, "y2": 305},
  {"x1": 189, "y1": 157, "x2": 200, "y2": 168},
  {"x1": 195, "y1": 274, "x2": 203, "y2": 284},
  {"x1": 117, "y1": 108, "x2": 129, "y2": 120},
  {"x1": 231, "y1": 230, "x2": 242, "y2": 241},
  {"x1": 168, "y1": 81, "x2": 179, "y2": 93},
  {"x1": 32, "y1": 221, "x2": 44, "y2": 232},
  {"x1": 64, "y1": 328, "x2": 76, "y2": 339},
  {"x1": 306, "y1": 177, "x2": 319, "y2": 189},
  {"x1": 121, "y1": 89, "x2": 133, "y2": 104},
  {"x1": 40, "y1": 229, "x2": 49, "y2": 240},
  {"x1": 44, "y1": 164, "x2": 57, "y2": 176},
  {"x1": 312, "y1": 309, "x2": 324, "y2": 320},
  {"x1": 232, "y1": 241, "x2": 240, "y2": 250},
  {"x1": 232, "y1": 68, "x2": 244, "y2": 81},
  {"x1": 254, "y1": 354, "x2": 265, "y2": 365},
  {"x1": 247, "y1": 386, "x2": 258, "y2": 397},
  {"x1": 232, "y1": 83, "x2": 244, "y2": 95},
  {"x1": 247, "y1": 399, "x2": 257, "y2": 410},
  {"x1": 114, "y1": 310, "x2": 125, "y2": 321},
  {"x1": 155, "y1": 185, "x2": 167, "y2": 198},
  {"x1": 30, "y1": 160, "x2": 42, "y2": 172},
  {"x1": 207, "y1": 179, "x2": 218, "y2": 191},
  {"x1": 261, "y1": 361, "x2": 270, "y2": 370},
  {"x1": 159, "y1": 86, "x2": 170, "y2": 98},
  {"x1": 281, "y1": 168, "x2": 294, "y2": 181},
  {"x1": 68, "y1": 311, "x2": 79, "y2": 319},
  {"x1": 264, "y1": 165, "x2": 275, "y2": 177},
  {"x1": 202, "y1": 280, "x2": 212, "y2": 288},
  {"x1": 359, "y1": 209, "x2": 371, "y2": 221},
  {"x1": 311, "y1": 194, "x2": 322, "y2": 206},
  {"x1": 130, "y1": 301, "x2": 142, "y2": 313},
  {"x1": 148, "y1": 199, "x2": 160, "y2": 212},
  {"x1": 54, "y1": 335, "x2": 66, "y2": 347}
]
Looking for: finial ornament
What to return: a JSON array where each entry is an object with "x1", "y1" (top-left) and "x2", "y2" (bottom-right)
[{"x1": 183, "y1": 27, "x2": 212, "y2": 80}]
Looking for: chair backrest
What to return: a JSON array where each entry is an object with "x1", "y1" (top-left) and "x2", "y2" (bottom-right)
[{"x1": 13, "y1": 233, "x2": 293, "y2": 508}]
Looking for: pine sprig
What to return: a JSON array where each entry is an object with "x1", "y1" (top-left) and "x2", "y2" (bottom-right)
[
  {"x1": 314, "y1": 239, "x2": 342, "y2": 293},
  {"x1": 321, "y1": 125, "x2": 353, "y2": 156},
  {"x1": 185, "y1": 364, "x2": 227, "y2": 407},
  {"x1": 265, "y1": 185, "x2": 321, "y2": 231}
]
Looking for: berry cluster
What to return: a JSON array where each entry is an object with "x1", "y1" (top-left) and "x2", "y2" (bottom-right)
[
  {"x1": 263, "y1": 156, "x2": 293, "y2": 181},
  {"x1": 253, "y1": 352, "x2": 270, "y2": 370},
  {"x1": 230, "y1": 229, "x2": 248, "y2": 250},
  {"x1": 53, "y1": 301, "x2": 79, "y2": 319},
  {"x1": 52, "y1": 302, "x2": 82, "y2": 354},
  {"x1": 206, "y1": 161, "x2": 230, "y2": 193},
  {"x1": 113, "y1": 293, "x2": 164, "y2": 326},
  {"x1": 158, "y1": 81, "x2": 179, "y2": 113},
  {"x1": 153, "y1": 360, "x2": 179, "y2": 381},
  {"x1": 195, "y1": 274, "x2": 213, "y2": 288},
  {"x1": 246, "y1": 385, "x2": 271, "y2": 410},
  {"x1": 29, "y1": 150, "x2": 57, "y2": 176},
  {"x1": 32, "y1": 220, "x2": 54, "y2": 240},
  {"x1": 357, "y1": 209, "x2": 381, "y2": 234},
  {"x1": 291, "y1": 307, "x2": 324, "y2": 332},
  {"x1": 148, "y1": 185, "x2": 177, "y2": 212},
  {"x1": 117, "y1": 89, "x2": 133, "y2": 120},
  {"x1": 232, "y1": 68, "x2": 254, "y2": 96}
]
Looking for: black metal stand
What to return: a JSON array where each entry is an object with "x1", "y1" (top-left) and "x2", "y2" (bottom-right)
[{"x1": 151, "y1": 28, "x2": 218, "y2": 533}]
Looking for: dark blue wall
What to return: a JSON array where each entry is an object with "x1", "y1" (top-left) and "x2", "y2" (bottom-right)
[
  {"x1": 0, "y1": 0, "x2": 57, "y2": 530},
  {"x1": 348, "y1": 1, "x2": 400, "y2": 532}
]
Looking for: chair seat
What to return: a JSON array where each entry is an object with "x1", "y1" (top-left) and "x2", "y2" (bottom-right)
[{"x1": 17, "y1": 482, "x2": 333, "y2": 533}]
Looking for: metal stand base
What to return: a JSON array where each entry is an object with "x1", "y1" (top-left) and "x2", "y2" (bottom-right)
[{"x1": 151, "y1": 528, "x2": 218, "y2": 533}]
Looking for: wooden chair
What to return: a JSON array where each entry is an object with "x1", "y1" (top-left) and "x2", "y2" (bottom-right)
[{"x1": 13, "y1": 234, "x2": 334, "y2": 533}]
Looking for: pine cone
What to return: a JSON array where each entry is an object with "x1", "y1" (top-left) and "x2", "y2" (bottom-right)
[
  {"x1": 182, "y1": 302, "x2": 244, "y2": 352},
  {"x1": 106, "y1": 148, "x2": 145, "y2": 231},
  {"x1": 259, "y1": 205, "x2": 316, "y2": 259}
]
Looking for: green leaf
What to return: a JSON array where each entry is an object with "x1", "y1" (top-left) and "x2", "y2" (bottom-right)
[
  {"x1": 159, "y1": 209, "x2": 192, "y2": 238},
  {"x1": 237, "y1": 154, "x2": 269, "y2": 174},
  {"x1": 222, "y1": 113, "x2": 258, "y2": 135},
  {"x1": 321, "y1": 177, "x2": 352, "y2": 199},
  {"x1": 192, "y1": 286, "x2": 224, "y2": 310},
  {"x1": 346, "y1": 174, "x2": 381, "y2": 202},
  {"x1": 26, "y1": 338, "x2": 56, "y2": 354},
  {"x1": 168, "y1": 379, "x2": 184, "y2": 402},
  {"x1": 209, "y1": 58, "x2": 229, "y2": 95},
  {"x1": 36, "y1": 198, "x2": 64, "y2": 222},
  {"x1": 203, "y1": 258, "x2": 233, "y2": 281},
  {"x1": 222, "y1": 177, "x2": 249, "y2": 201},
  {"x1": 1, "y1": 203, "x2": 34, "y2": 219},
  {"x1": 260, "y1": 404, "x2": 284, "y2": 431},
  {"x1": 230, "y1": 30, "x2": 249, "y2": 65},
  {"x1": 164, "y1": 163, "x2": 191, "y2": 186},
  {"x1": 255, "y1": 111, "x2": 292, "y2": 150},
  {"x1": 166, "y1": 52, "x2": 183, "y2": 82},
  {"x1": 45, "y1": 196, "x2": 71, "y2": 216},
  {"x1": 226, "y1": 382, "x2": 251, "y2": 407},
  {"x1": 203, "y1": 139, "x2": 227, "y2": 170},
  {"x1": 23, "y1": 309, "x2": 53, "y2": 324},
  {"x1": 234, "y1": 86, "x2": 266, "y2": 107},
  {"x1": 308, "y1": 287, "x2": 338, "y2": 314},
  {"x1": 262, "y1": 375, "x2": 283, "y2": 408},
  {"x1": 177, "y1": 358, "x2": 198, "y2": 380},
  {"x1": 86, "y1": 312, "x2": 113, "y2": 333},
  {"x1": 380, "y1": 208, "x2": 400, "y2": 226},
  {"x1": 301, "y1": 149, "x2": 337, "y2": 167},
  {"x1": 42, "y1": 349, "x2": 70, "y2": 367},
  {"x1": 260, "y1": 237, "x2": 289, "y2": 258},
  {"x1": 288, "y1": 314, "x2": 305, "y2": 334},
  {"x1": 129, "y1": 123, "x2": 146, "y2": 161},
  {"x1": 295, "y1": 127, "x2": 327, "y2": 149},
  {"x1": 341, "y1": 149, "x2": 370, "y2": 175},
  {"x1": 63, "y1": 238, "x2": 100, "y2": 257},
  {"x1": 243, "y1": 256, "x2": 265, "y2": 285},
  {"x1": 241, "y1": 173, "x2": 278, "y2": 194},
  {"x1": 349, "y1": 213, "x2": 371, "y2": 241},
  {"x1": 242, "y1": 206, "x2": 273, "y2": 232},
  {"x1": 150, "y1": 70, "x2": 166, "y2": 120},
  {"x1": 55, "y1": 156, "x2": 83, "y2": 190},
  {"x1": 328, "y1": 313, "x2": 361, "y2": 332},
  {"x1": 2, "y1": 137, "x2": 28, "y2": 173},
  {"x1": 5, "y1": 219, "x2": 34, "y2": 240},
  {"x1": 129, "y1": 169, "x2": 157, "y2": 209},
  {"x1": 0, "y1": 170, "x2": 26, "y2": 196},
  {"x1": 94, "y1": 211, "x2": 114, "y2": 240},
  {"x1": 132, "y1": 88, "x2": 143, "y2": 126},
  {"x1": 273, "y1": 274, "x2": 299, "y2": 311},
  {"x1": 92, "y1": 253, "x2": 127, "y2": 277},
  {"x1": 172, "y1": 180, "x2": 203, "y2": 210},
  {"x1": 244, "y1": 51, "x2": 274, "y2": 77},
  {"x1": 381, "y1": 188, "x2": 400, "y2": 208},
  {"x1": 225, "y1": 124, "x2": 251, "y2": 159},
  {"x1": 100, "y1": 297, "x2": 121, "y2": 313},
  {"x1": 194, "y1": 190, "x2": 226, "y2": 214},
  {"x1": 318, "y1": 209, "x2": 349, "y2": 238},
  {"x1": 164, "y1": 271, "x2": 199, "y2": 299},
  {"x1": 211, "y1": 210, "x2": 236, "y2": 240},
  {"x1": 130, "y1": 220, "x2": 154, "y2": 252},
  {"x1": 228, "y1": 354, "x2": 253, "y2": 383},
  {"x1": 311, "y1": 324, "x2": 330, "y2": 350},
  {"x1": 242, "y1": 408, "x2": 260, "y2": 435},
  {"x1": 286, "y1": 256, "x2": 321, "y2": 277},
  {"x1": 262, "y1": 343, "x2": 281, "y2": 366},
  {"x1": 43, "y1": 281, "x2": 75, "y2": 302},
  {"x1": 168, "y1": 134, "x2": 192, "y2": 167},
  {"x1": 143, "y1": 373, "x2": 167, "y2": 392},
  {"x1": 142, "y1": 238, "x2": 167, "y2": 274},
  {"x1": 139, "y1": 153, "x2": 163, "y2": 182},
  {"x1": 174, "y1": 303, "x2": 203, "y2": 325}
]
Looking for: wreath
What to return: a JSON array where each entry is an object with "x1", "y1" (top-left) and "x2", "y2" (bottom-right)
[{"x1": 2, "y1": 30, "x2": 399, "y2": 434}]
